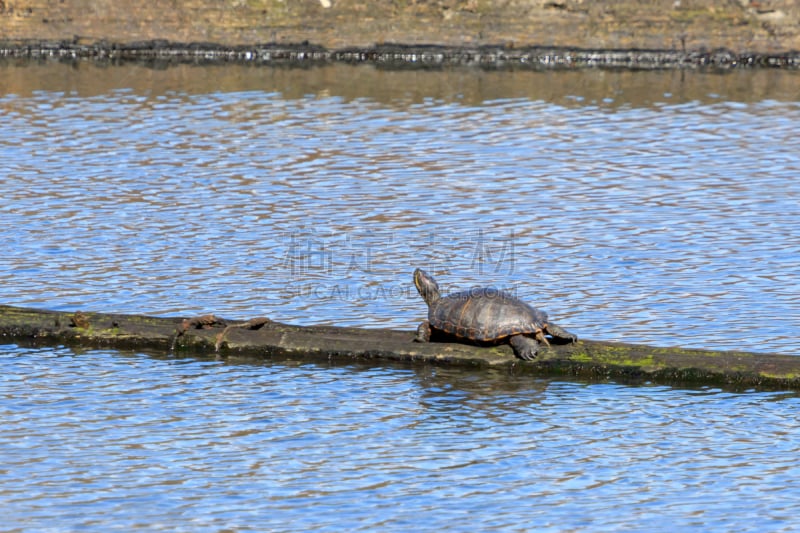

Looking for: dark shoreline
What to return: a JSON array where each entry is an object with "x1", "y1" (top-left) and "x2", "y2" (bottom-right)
[{"x1": 2, "y1": 40, "x2": 799, "y2": 69}]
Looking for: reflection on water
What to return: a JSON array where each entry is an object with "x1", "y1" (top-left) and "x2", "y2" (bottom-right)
[
  {"x1": 2, "y1": 345, "x2": 800, "y2": 531},
  {"x1": 2, "y1": 61, "x2": 799, "y2": 106},
  {"x1": 1, "y1": 60, "x2": 799, "y2": 530}
]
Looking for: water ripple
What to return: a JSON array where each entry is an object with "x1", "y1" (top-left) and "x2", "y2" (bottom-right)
[
  {"x1": 0, "y1": 65, "x2": 798, "y2": 357},
  {"x1": 3, "y1": 346, "x2": 800, "y2": 530}
]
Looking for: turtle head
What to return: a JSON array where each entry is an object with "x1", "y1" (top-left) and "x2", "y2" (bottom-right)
[{"x1": 413, "y1": 268, "x2": 440, "y2": 307}]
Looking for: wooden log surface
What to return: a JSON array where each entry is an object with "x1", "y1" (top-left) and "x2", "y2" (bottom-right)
[{"x1": 1, "y1": 304, "x2": 797, "y2": 390}]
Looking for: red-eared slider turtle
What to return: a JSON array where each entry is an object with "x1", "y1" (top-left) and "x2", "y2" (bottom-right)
[{"x1": 413, "y1": 268, "x2": 577, "y2": 360}]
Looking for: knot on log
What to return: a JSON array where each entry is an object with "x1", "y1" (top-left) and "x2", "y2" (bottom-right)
[
  {"x1": 69, "y1": 311, "x2": 90, "y2": 329},
  {"x1": 171, "y1": 314, "x2": 227, "y2": 351},
  {"x1": 215, "y1": 317, "x2": 273, "y2": 352}
]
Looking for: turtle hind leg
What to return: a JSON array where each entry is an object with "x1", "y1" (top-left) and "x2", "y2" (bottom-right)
[
  {"x1": 509, "y1": 334, "x2": 540, "y2": 361},
  {"x1": 545, "y1": 323, "x2": 578, "y2": 343},
  {"x1": 415, "y1": 320, "x2": 432, "y2": 343}
]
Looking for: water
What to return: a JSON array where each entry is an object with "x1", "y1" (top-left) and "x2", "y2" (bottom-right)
[
  {"x1": 3, "y1": 345, "x2": 800, "y2": 531},
  {"x1": 1, "y1": 63, "x2": 798, "y2": 353},
  {"x1": 1, "y1": 61, "x2": 799, "y2": 530}
]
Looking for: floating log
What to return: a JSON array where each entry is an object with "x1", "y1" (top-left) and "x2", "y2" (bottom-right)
[{"x1": 1, "y1": 304, "x2": 797, "y2": 390}]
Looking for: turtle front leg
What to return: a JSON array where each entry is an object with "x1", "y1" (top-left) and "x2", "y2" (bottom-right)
[
  {"x1": 509, "y1": 334, "x2": 540, "y2": 361},
  {"x1": 545, "y1": 323, "x2": 578, "y2": 343},
  {"x1": 415, "y1": 320, "x2": 432, "y2": 343}
]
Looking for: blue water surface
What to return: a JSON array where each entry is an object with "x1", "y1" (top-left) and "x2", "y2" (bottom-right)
[
  {"x1": 1, "y1": 62, "x2": 799, "y2": 530},
  {"x1": 1, "y1": 65, "x2": 797, "y2": 353},
  {"x1": 2, "y1": 345, "x2": 800, "y2": 531}
]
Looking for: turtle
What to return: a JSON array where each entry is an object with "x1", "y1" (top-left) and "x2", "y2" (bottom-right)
[{"x1": 412, "y1": 268, "x2": 577, "y2": 360}]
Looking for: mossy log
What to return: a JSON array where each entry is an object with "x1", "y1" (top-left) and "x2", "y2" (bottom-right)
[{"x1": 1, "y1": 304, "x2": 797, "y2": 390}]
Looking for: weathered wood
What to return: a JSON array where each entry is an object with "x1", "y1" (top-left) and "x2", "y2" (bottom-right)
[{"x1": 1, "y1": 304, "x2": 797, "y2": 390}]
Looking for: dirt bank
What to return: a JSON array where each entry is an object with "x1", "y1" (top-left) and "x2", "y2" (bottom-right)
[{"x1": 1, "y1": 0, "x2": 798, "y2": 56}]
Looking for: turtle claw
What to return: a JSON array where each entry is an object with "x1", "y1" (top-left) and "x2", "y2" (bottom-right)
[
  {"x1": 546, "y1": 324, "x2": 578, "y2": 344},
  {"x1": 509, "y1": 335, "x2": 539, "y2": 361},
  {"x1": 518, "y1": 351, "x2": 537, "y2": 361}
]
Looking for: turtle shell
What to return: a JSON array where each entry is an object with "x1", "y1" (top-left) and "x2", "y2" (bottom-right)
[{"x1": 428, "y1": 288, "x2": 548, "y2": 341}]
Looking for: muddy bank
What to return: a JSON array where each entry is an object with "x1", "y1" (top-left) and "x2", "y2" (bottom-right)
[{"x1": 1, "y1": 0, "x2": 799, "y2": 68}]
